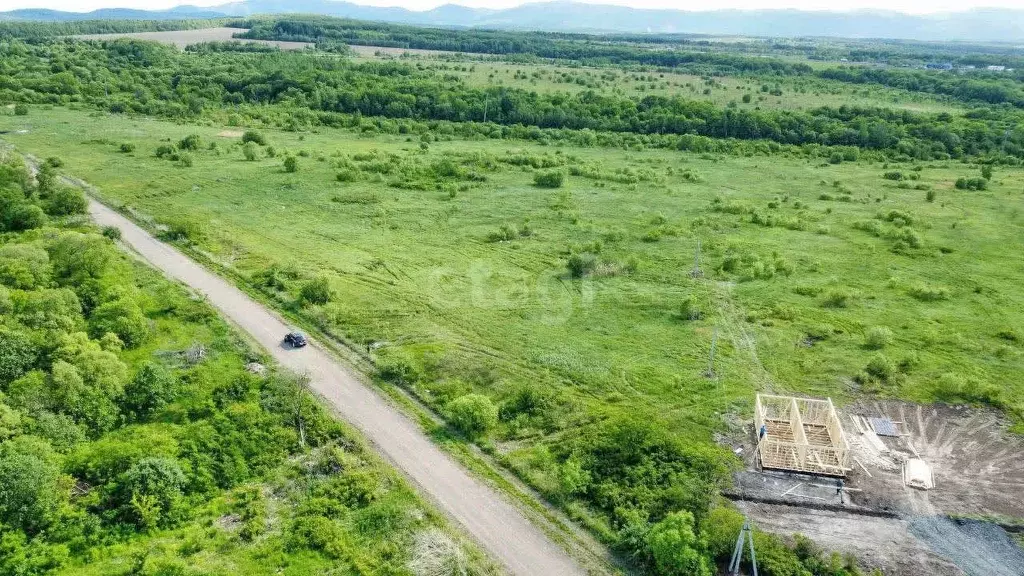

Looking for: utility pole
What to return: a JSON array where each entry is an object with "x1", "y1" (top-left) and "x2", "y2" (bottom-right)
[
  {"x1": 729, "y1": 517, "x2": 758, "y2": 576},
  {"x1": 704, "y1": 327, "x2": 718, "y2": 380},
  {"x1": 690, "y1": 239, "x2": 703, "y2": 278}
]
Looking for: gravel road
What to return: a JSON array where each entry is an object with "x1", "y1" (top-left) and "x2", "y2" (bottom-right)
[{"x1": 89, "y1": 200, "x2": 586, "y2": 576}]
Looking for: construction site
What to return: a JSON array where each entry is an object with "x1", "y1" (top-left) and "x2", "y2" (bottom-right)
[{"x1": 723, "y1": 395, "x2": 1024, "y2": 576}]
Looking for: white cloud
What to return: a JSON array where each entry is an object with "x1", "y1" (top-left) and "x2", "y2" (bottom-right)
[{"x1": 3, "y1": 0, "x2": 1020, "y2": 14}]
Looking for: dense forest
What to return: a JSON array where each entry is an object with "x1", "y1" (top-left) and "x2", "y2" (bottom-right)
[{"x1": 0, "y1": 38, "x2": 1022, "y2": 162}]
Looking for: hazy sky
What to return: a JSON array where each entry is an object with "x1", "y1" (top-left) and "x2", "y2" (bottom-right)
[{"x1": 4, "y1": 0, "x2": 1019, "y2": 13}]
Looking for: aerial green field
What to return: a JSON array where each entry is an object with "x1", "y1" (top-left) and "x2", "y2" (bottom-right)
[
  {"x1": 5, "y1": 105, "x2": 1021, "y2": 494},
  {"x1": 3, "y1": 14, "x2": 1024, "y2": 576}
]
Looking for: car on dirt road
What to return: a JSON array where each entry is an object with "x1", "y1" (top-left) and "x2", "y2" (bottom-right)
[{"x1": 284, "y1": 331, "x2": 307, "y2": 348}]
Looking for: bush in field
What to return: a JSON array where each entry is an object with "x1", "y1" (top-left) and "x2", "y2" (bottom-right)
[
  {"x1": 241, "y1": 130, "x2": 266, "y2": 146},
  {"x1": 13, "y1": 103, "x2": 28, "y2": 116},
  {"x1": 119, "y1": 143, "x2": 135, "y2": 153},
  {"x1": 242, "y1": 142, "x2": 258, "y2": 161},
  {"x1": 299, "y1": 276, "x2": 333, "y2": 305},
  {"x1": 865, "y1": 353, "x2": 895, "y2": 382},
  {"x1": 534, "y1": 171, "x2": 565, "y2": 188},
  {"x1": 955, "y1": 177, "x2": 987, "y2": 191},
  {"x1": 178, "y1": 134, "x2": 201, "y2": 150},
  {"x1": 882, "y1": 171, "x2": 903, "y2": 181},
  {"x1": 907, "y1": 283, "x2": 949, "y2": 302},
  {"x1": 678, "y1": 296, "x2": 702, "y2": 321},
  {"x1": 283, "y1": 156, "x2": 298, "y2": 173},
  {"x1": 980, "y1": 165, "x2": 993, "y2": 180},
  {"x1": 486, "y1": 224, "x2": 518, "y2": 242},
  {"x1": 42, "y1": 187, "x2": 87, "y2": 216},
  {"x1": 176, "y1": 153, "x2": 193, "y2": 168},
  {"x1": 566, "y1": 252, "x2": 597, "y2": 278},
  {"x1": 864, "y1": 326, "x2": 893, "y2": 349},
  {"x1": 2, "y1": 203, "x2": 46, "y2": 232},
  {"x1": 926, "y1": 189, "x2": 936, "y2": 202},
  {"x1": 336, "y1": 169, "x2": 359, "y2": 182},
  {"x1": 822, "y1": 289, "x2": 851, "y2": 308},
  {"x1": 154, "y1": 144, "x2": 174, "y2": 158},
  {"x1": 101, "y1": 226, "x2": 121, "y2": 240},
  {"x1": 447, "y1": 394, "x2": 498, "y2": 439},
  {"x1": 646, "y1": 511, "x2": 712, "y2": 576},
  {"x1": 161, "y1": 217, "x2": 203, "y2": 243}
]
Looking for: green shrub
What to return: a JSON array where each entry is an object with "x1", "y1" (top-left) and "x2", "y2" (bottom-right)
[
  {"x1": 926, "y1": 189, "x2": 936, "y2": 202},
  {"x1": 882, "y1": 171, "x2": 904, "y2": 181},
  {"x1": 154, "y1": 144, "x2": 175, "y2": 158},
  {"x1": 447, "y1": 394, "x2": 498, "y2": 439},
  {"x1": 242, "y1": 142, "x2": 258, "y2": 161},
  {"x1": 176, "y1": 153, "x2": 193, "y2": 168},
  {"x1": 678, "y1": 296, "x2": 702, "y2": 321},
  {"x1": 119, "y1": 143, "x2": 135, "y2": 153},
  {"x1": 178, "y1": 134, "x2": 201, "y2": 151},
  {"x1": 299, "y1": 276, "x2": 333, "y2": 305},
  {"x1": 89, "y1": 298, "x2": 149, "y2": 348},
  {"x1": 955, "y1": 177, "x2": 987, "y2": 191},
  {"x1": 283, "y1": 156, "x2": 298, "y2": 173},
  {"x1": 980, "y1": 165, "x2": 993, "y2": 180},
  {"x1": 907, "y1": 283, "x2": 949, "y2": 302},
  {"x1": 864, "y1": 326, "x2": 893, "y2": 349},
  {"x1": 336, "y1": 169, "x2": 359, "y2": 182},
  {"x1": 566, "y1": 252, "x2": 597, "y2": 278},
  {"x1": 646, "y1": 511, "x2": 712, "y2": 576},
  {"x1": 161, "y1": 217, "x2": 203, "y2": 242},
  {"x1": 3, "y1": 204, "x2": 46, "y2": 231},
  {"x1": 241, "y1": 130, "x2": 266, "y2": 146},
  {"x1": 865, "y1": 353, "x2": 895, "y2": 382},
  {"x1": 101, "y1": 226, "x2": 121, "y2": 240},
  {"x1": 822, "y1": 289, "x2": 851, "y2": 308},
  {"x1": 534, "y1": 171, "x2": 565, "y2": 188},
  {"x1": 13, "y1": 103, "x2": 28, "y2": 116},
  {"x1": 43, "y1": 187, "x2": 87, "y2": 216},
  {"x1": 486, "y1": 224, "x2": 518, "y2": 243}
]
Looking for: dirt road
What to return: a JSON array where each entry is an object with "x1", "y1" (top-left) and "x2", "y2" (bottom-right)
[{"x1": 88, "y1": 200, "x2": 587, "y2": 576}]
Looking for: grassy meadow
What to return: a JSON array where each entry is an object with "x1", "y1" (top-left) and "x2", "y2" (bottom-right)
[
  {"x1": 5, "y1": 105, "x2": 1022, "y2": 457},
  {"x1": 357, "y1": 54, "x2": 964, "y2": 114}
]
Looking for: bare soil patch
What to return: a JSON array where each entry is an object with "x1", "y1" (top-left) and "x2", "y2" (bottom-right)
[
  {"x1": 72, "y1": 28, "x2": 312, "y2": 51},
  {"x1": 736, "y1": 501, "x2": 962, "y2": 576},
  {"x1": 217, "y1": 130, "x2": 244, "y2": 138}
]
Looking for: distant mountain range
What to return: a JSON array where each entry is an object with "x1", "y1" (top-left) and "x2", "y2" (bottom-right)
[{"x1": 2, "y1": 1, "x2": 1024, "y2": 42}]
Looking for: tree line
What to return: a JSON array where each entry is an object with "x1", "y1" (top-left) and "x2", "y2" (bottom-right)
[{"x1": 2, "y1": 39, "x2": 1022, "y2": 162}]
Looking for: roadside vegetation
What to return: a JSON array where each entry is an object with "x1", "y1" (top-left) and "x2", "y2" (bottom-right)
[
  {"x1": 2, "y1": 15, "x2": 1023, "y2": 576},
  {"x1": 0, "y1": 148, "x2": 494, "y2": 576}
]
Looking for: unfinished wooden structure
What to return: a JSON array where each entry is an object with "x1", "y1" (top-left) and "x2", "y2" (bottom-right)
[{"x1": 755, "y1": 394, "x2": 850, "y2": 477}]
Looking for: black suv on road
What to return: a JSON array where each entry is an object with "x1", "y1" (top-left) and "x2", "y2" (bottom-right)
[{"x1": 284, "y1": 331, "x2": 307, "y2": 348}]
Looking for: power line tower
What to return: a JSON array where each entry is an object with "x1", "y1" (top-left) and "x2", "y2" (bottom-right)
[
  {"x1": 690, "y1": 239, "x2": 704, "y2": 278},
  {"x1": 729, "y1": 516, "x2": 759, "y2": 576}
]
